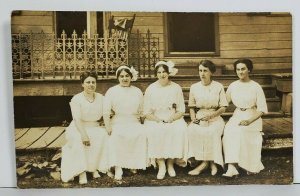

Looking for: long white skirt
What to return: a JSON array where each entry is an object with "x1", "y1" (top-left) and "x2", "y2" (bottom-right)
[
  {"x1": 61, "y1": 121, "x2": 109, "y2": 182},
  {"x1": 188, "y1": 116, "x2": 225, "y2": 167},
  {"x1": 223, "y1": 108, "x2": 264, "y2": 173},
  {"x1": 144, "y1": 118, "x2": 188, "y2": 163},
  {"x1": 108, "y1": 115, "x2": 148, "y2": 170}
]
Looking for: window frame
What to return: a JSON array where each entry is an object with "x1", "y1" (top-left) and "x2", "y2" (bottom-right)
[
  {"x1": 54, "y1": 11, "x2": 107, "y2": 38},
  {"x1": 163, "y1": 13, "x2": 220, "y2": 57}
]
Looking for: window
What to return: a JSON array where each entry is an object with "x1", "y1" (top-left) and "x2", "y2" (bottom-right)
[
  {"x1": 96, "y1": 12, "x2": 104, "y2": 37},
  {"x1": 165, "y1": 13, "x2": 219, "y2": 56},
  {"x1": 55, "y1": 11, "x2": 104, "y2": 37},
  {"x1": 56, "y1": 11, "x2": 87, "y2": 36}
]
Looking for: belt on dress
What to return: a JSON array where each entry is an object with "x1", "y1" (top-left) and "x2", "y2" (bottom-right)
[{"x1": 237, "y1": 106, "x2": 256, "y2": 111}]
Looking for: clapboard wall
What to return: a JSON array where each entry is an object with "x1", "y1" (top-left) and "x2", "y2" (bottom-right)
[{"x1": 11, "y1": 11, "x2": 292, "y2": 73}]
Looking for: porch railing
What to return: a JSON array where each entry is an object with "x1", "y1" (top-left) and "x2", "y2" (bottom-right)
[{"x1": 11, "y1": 30, "x2": 160, "y2": 80}]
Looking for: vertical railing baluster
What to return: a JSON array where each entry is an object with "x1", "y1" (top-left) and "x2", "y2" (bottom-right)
[
  {"x1": 83, "y1": 31, "x2": 87, "y2": 71},
  {"x1": 136, "y1": 30, "x2": 141, "y2": 77},
  {"x1": 147, "y1": 29, "x2": 151, "y2": 77},
  {"x1": 18, "y1": 31, "x2": 23, "y2": 79},
  {"x1": 52, "y1": 33, "x2": 55, "y2": 78},
  {"x1": 62, "y1": 30, "x2": 66, "y2": 79},
  {"x1": 105, "y1": 38, "x2": 109, "y2": 78},
  {"x1": 94, "y1": 34, "x2": 98, "y2": 76},
  {"x1": 30, "y1": 31, "x2": 34, "y2": 79},
  {"x1": 72, "y1": 30, "x2": 77, "y2": 79},
  {"x1": 116, "y1": 38, "x2": 119, "y2": 74},
  {"x1": 41, "y1": 31, "x2": 45, "y2": 79}
]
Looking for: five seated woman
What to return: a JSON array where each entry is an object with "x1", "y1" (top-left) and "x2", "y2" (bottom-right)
[{"x1": 61, "y1": 58, "x2": 268, "y2": 182}]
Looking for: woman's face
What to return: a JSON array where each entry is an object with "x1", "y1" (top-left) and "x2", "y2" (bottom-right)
[
  {"x1": 118, "y1": 70, "x2": 131, "y2": 87},
  {"x1": 199, "y1": 64, "x2": 212, "y2": 82},
  {"x1": 156, "y1": 66, "x2": 169, "y2": 82},
  {"x1": 82, "y1": 76, "x2": 96, "y2": 93},
  {"x1": 236, "y1": 63, "x2": 249, "y2": 80}
]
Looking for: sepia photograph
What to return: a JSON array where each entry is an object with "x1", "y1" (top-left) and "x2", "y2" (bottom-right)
[{"x1": 11, "y1": 10, "x2": 293, "y2": 188}]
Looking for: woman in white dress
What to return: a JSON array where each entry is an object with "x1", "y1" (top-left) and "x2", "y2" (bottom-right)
[
  {"x1": 61, "y1": 71, "x2": 109, "y2": 184},
  {"x1": 103, "y1": 65, "x2": 148, "y2": 180},
  {"x1": 187, "y1": 60, "x2": 228, "y2": 176},
  {"x1": 223, "y1": 59, "x2": 268, "y2": 177},
  {"x1": 144, "y1": 60, "x2": 188, "y2": 180}
]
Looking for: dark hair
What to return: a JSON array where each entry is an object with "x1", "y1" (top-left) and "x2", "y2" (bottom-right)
[
  {"x1": 233, "y1": 59, "x2": 253, "y2": 73},
  {"x1": 154, "y1": 63, "x2": 170, "y2": 76},
  {"x1": 80, "y1": 71, "x2": 98, "y2": 83},
  {"x1": 199, "y1": 60, "x2": 216, "y2": 73},
  {"x1": 116, "y1": 65, "x2": 133, "y2": 79}
]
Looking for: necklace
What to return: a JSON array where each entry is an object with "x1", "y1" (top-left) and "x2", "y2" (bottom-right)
[{"x1": 83, "y1": 92, "x2": 95, "y2": 103}]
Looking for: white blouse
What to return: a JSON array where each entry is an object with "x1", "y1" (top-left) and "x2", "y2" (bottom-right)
[{"x1": 226, "y1": 80, "x2": 268, "y2": 113}]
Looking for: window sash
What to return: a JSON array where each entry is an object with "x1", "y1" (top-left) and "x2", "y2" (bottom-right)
[{"x1": 164, "y1": 13, "x2": 220, "y2": 57}]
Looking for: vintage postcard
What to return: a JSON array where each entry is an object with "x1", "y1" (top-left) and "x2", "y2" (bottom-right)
[{"x1": 12, "y1": 10, "x2": 293, "y2": 188}]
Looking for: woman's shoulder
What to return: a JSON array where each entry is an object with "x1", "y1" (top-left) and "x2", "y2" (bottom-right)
[
  {"x1": 106, "y1": 85, "x2": 119, "y2": 94},
  {"x1": 130, "y1": 85, "x2": 143, "y2": 93},
  {"x1": 71, "y1": 92, "x2": 83, "y2": 102},
  {"x1": 228, "y1": 80, "x2": 240, "y2": 87},
  {"x1": 145, "y1": 81, "x2": 158, "y2": 90},
  {"x1": 190, "y1": 81, "x2": 201, "y2": 89},
  {"x1": 211, "y1": 80, "x2": 224, "y2": 88},
  {"x1": 170, "y1": 81, "x2": 182, "y2": 89},
  {"x1": 95, "y1": 92, "x2": 104, "y2": 99}
]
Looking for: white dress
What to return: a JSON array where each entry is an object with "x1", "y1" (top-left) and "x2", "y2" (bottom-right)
[
  {"x1": 143, "y1": 81, "x2": 188, "y2": 163},
  {"x1": 187, "y1": 81, "x2": 228, "y2": 167},
  {"x1": 103, "y1": 85, "x2": 148, "y2": 170},
  {"x1": 223, "y1": 80, "x2": 268, "y2": 173},
  {"x1": 61, "y1": 92, "x2": 109, "y2": 182}
]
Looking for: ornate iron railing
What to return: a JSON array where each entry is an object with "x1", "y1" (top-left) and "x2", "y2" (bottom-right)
[
  {"x1": 128, "y1": 29, "x2": 160, "y2": 78},
  {"x1": 11, "y1": 30, "x2": 160, "y2": 79}
]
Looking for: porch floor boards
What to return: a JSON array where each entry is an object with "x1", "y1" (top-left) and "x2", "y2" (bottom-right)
[{"x1": 14, "y1": 117, "x2": 293, "y2": 151}]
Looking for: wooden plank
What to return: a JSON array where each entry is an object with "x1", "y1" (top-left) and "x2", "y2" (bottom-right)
[
  {"x1": 47, "y1": 131, "x2": 66, "y2": 148},
  {"x1": 220, "y1": 33, "x2": 292, "y2": 42},
  {"x1": 220, "y1": 49, "x2": 292, "y2": 58},
  {"x1": 163, "y1": 57, "x2": 292, "y2": 65},
  {"x1": 15, "y1": 128, "x2": 30, "y2": 141},
  {"x1": 283, "y1": 118, "x2": 293, "y2": 123},
  {"x1": 131, "y1": 17, "x2": 163, "y2": 26},
  {"x1": 25, "y1": 127, "x2": 51, "y2": 149},
  {"x1": 264, "y1": 119, "x2": 287, "y2": 133},
  {"x1": 11, "y1": 25, "x2": 53, "y2": 33},
  {"x1": 11, "y1": 16, "x2": 53, "y2": 26},
  {"x1": 18, "y1": 11, "x2": 53, "y2": 16},
  {"x1": 13, "y1": 82, "x2": 64, "y2": 96},
  {"x1": 263, "y1": 120, "x2": 276, "y2": 135},
  {"x1": 27, "y1": 126, "x2": 65, "y2": 149},
  {"x1": 219, "y1": 24, "x2": 292, "y2": 34},
  {"x1": 131, "y1": 26, "x2": 163, "y2": 34},
  {"x1": 266, "y1": 118, "x2": 292, "y2": 134},
  {"x1": 221, "y1": 41, "x2": 292, "y2": 50},
  {"x1": 111, "y1": 12, "x2": 163, "y2": 17},
  {"x1": 224, "y1": 63, "x2": 292, "y2": 71},
  {"x1": 15, "y1": 127, "x2": 48, "y2": 149},
  {"x1": 219, "y1": 15, "x2": 291, "y2": 25}
]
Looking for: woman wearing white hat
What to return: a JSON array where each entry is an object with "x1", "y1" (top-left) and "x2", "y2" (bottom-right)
[
  {"x1": 103, "y1": 65, "x2": 148, "y2": 180},
  {"x1": 143, "y1": 60, "x2": 188, "y2": 180}
]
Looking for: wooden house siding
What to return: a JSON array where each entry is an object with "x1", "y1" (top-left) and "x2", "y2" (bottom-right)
[
  {"x1": 11, "y1": 11, "x2": 54, "y2": 33},
  {"x1": 218, "y1": 13, "x2": 292, "y2": 72},
  {"x1": 11, "y1": 11, "x2": 292, "y2": 72},
  {"x1": 111, "y1": 12, "x2": 291, "y2": 73}
]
